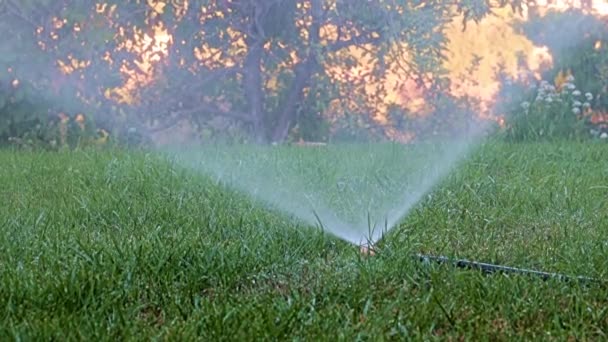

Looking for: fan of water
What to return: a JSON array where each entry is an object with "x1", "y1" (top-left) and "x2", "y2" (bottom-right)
[{"x1": 167, "y1": 130, "x2": 484, "y2": 247}]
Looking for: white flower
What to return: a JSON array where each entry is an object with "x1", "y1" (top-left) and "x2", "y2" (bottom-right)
[
  {"x1": 585, "y1": 92, "x2": 593, "y2": 101},
  {"x1": 521, "y1": 101, "x2": 530, "y2": 109},
  {"x1": 535, "y1": 95, "x2": 544, "y2": 102},
  {"x1": 601, "y1": 132, "x2": 608, "y2": 139},
  {"x1": 545, "y1": 96, "x2": 553, "y2": 103},
  {"x1": 567, "y1": 83, "x2": 576, "y2": 90},
  {"x1": 573, "y1": 100, "x2": 582, "y2": 107},
  {"x1": 590, "y1": 129, "x2": 598, "y2": 136},
  {"x1": 572, "y1": 107, "x2": 581, "y2": 115},
  {"x1": 566, "y1": 75, "x2": 575, "y2": 82},
  {"x1": 540, "y1": 82, "x2": 550, "y2": 91},
  {"x1": 572, "y1": 90, "x2": 581, "y2": 96},
  {"x1": 583, "y1": 102, "x2": 591, "y2": 108}
]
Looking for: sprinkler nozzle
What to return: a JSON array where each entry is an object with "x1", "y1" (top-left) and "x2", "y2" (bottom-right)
[{"x1": 359, "y1": 243, "x2": 376, "y2": 256}]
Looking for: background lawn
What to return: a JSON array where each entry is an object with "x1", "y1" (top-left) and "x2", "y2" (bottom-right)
[{"x1": 1, "y1": 141, "x2": 607, "y2": 340}]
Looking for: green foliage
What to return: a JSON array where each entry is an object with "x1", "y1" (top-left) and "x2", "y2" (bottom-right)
[
  {"x1": 0, "y1": 97, "x2": 43, "y2": 140},
  {"x1": 331, "y1": 112, "x2": 385, "y2": 142},
  {"x1": 0, "y1": 94, "x2": 110, "y2": 150}
]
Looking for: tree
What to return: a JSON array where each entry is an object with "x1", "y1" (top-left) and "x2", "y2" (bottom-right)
[{"x1": 0, "y1": 0, "x2": 532, "y2": 144}]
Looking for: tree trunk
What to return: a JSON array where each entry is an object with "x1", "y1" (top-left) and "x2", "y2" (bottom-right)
[
  {"x1": 269, "y1": 0, "x2": 322, "y2": 143},
  {"x1": 243, "y1": 38, "x2": 267, "y2": 143},
  {"x1": 269, "y1": 60, "x2": 317, "y2": 143}
]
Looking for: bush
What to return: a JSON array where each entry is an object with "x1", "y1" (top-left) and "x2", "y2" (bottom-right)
[
  {"x1": 0, "y1": 79, "x2": 48, "y2": 145},
  {"x1": 0, "y1": 96, "x2": 110, "y2": 150},
  {"x1": 502, "y1": 73, "x2": 601, "y2": 141},
  {"x1": 0, "y1": 81, "x2": 148, "y2": 150}
]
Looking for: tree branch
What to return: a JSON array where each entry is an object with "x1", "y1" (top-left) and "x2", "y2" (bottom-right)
[
  {"x1": 326, "y1": 33, "x2": 384, "y2": 53},
  {"x1": 242, "y1": 37, "x2": 266, "y2": 141},
  {"x1": 269, "y1": 0, "x2": 323, "y2": 142}
]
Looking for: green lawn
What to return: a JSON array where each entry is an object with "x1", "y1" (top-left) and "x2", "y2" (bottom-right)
[{"x1": 1, "y1": 141, "x2": 607, "y2": 340}]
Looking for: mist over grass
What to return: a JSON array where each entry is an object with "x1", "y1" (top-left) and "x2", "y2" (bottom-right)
[
  {"x1": 1, "y1": 141, "x2": 607, "y2": 339},
  {"x1": 165, "y1": 138, "x2": 477, "y2": 246}
]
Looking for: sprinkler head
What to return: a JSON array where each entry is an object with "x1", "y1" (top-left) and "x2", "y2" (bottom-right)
[{"x1": 359, "y1": 243, "x2": 376, "y2": 256}]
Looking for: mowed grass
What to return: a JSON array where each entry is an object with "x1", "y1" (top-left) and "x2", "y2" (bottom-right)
[{"x1": 1, "y1": 141, "x2": 608, "y2": 340}]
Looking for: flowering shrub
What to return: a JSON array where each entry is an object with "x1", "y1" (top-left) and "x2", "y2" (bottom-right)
[
  {"x1": 507, "y1": 7, "x2": 608, "y2": 141},
  {"x1": 503, "y1": 73, "x2": 603, "y2": 141}
]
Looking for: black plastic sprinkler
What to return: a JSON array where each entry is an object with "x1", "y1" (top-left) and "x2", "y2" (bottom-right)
[
  {"x1": 357, "y1": 239, "x2": 602, "y2": 286},
  {"x1": 414, "y1": 253, "x2": 604, "y2": 286},
  {"x1": 351, "y1": 221, "x2": 603, "y2": 286}
]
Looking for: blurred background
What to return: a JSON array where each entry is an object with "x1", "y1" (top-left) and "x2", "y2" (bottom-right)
[{"x1": 0, "y1": 0, "x2": 607, "y2": 148}]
